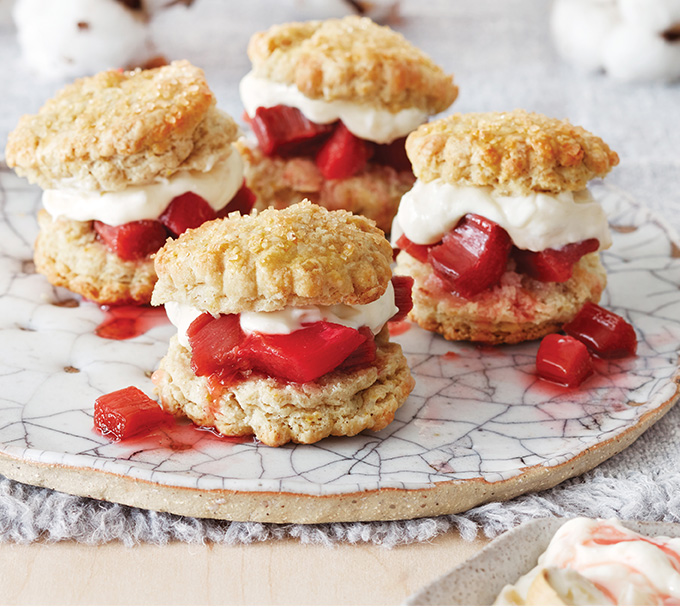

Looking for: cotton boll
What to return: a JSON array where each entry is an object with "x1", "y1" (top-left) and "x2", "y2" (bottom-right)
[
  {"x1": 550, "y1": 0, "x2": 619, "y2": 72},
  {"x1": 13, "y1": 0, "x2": 150, "y2": 81},
  {"x1": 602, "y1": 22, "x2": 680, "y2": 81},
  {"x1": 618, "y1": 0, "x2": 680, "y2": 33}
]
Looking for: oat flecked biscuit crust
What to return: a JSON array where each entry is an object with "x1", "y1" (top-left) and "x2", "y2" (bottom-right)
[
  {"x1": 396, "y1": 251, "x2": 607, "y2": 344},
  {"x1": 154, "y1": 328, "x2": 414, "y2": 447},
  {"x1": 236, "y1": 141, "x2": 415, "y2": 233},
  {"x1": 152, "y1": 201, "x2": 394, "y2": 313},
  {"x1": 5, "y1": 60, "x2": 240, "y2": 191},
  {"x1": 247, "y1": 16, "x2": 458, "y2": 113},
  {"x1": 34, "y1": 210, "x2": 157, "y2": 305},
  {"x1": 406, "y1": 110, "x2": 620, "y2": 195}
]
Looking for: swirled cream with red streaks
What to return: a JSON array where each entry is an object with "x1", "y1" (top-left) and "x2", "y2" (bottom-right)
[{"x1": 494, "y1": 517, "x2": 680, "y2": 605}]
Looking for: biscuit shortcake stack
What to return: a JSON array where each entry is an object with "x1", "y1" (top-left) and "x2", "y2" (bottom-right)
[
  {"x1": 5, "y1": 60, "x2": 251, "y2": 305},
  {"x1": 151, "y1": 201, "x2": 415, "y2": 447},
  {"x1": 237, "y1": 15, "x2": 458, "y2": 233},
  {"x1": 393, "y1": 110, "x2": 619, "y2": 344}
]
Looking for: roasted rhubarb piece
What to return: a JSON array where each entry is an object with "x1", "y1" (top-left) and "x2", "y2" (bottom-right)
[
  {"x1": 94, "y1": 386, "x2": 173, "y2": 441},
  {"x1": 159, "y1": 192, "x2": 217, "y2": 237},
  {"x1": 187, "y1": 312, "x2": 370, "y2": 384},
  {"x1": 250, "y1": 105, "x2": 333, "y2": 157},
  {"x1": 536, "y1": 334, "x2": 594, "y2": 387},
  {"x1": 216, "y1": 182, "x2": 256, "y2": 217},
  {"x1": 94, "y1": 219, "x2": 168, "y2": 261},
  {"x1": 390, "y1": 275, "x2": 414, "y2": 322},
  {"x1": 563, "y1": 302, "x2": 637, "y2": 358},
  {"x1": 513, "y1": 238, "x2": 600, "y2": 282},
  {"x1": 245, "y1": 321, "x2": 368, "y2": 383},
  {"x1": 395, "y1": 234, "x2": 430, "y2": 264},
  {"x1": 427, "y1": 214, "x2": 512, "y2": 298},
  {"x1": 316, "y1": 122, "x2": 373, "y2": 180}
]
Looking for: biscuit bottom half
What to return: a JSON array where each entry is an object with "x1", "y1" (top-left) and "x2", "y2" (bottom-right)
[
  {"x1": 34, "y1": 209, "x2": 156, "y2": 305},
  {"x1": 396, "y1": 251, "x2": 607, "y2": 345},
  {"x1": 237, "y1": 142, "x2": 415, "y2": 234},
  {"x1": 153, "y1": 329, "x2": 415, "y2": 447}
]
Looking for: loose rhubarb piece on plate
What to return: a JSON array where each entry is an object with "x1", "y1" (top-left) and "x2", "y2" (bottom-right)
[
  {"x1": 216, "y1": 182, "x2": 256, "y2": 218},
  {"x1": 94, "y1": 386, "x2": 173, "y2": 441},
  {"x1": 427, "y1": 214, "x2": 512, "y2": 298},
  {"x1": 245, "y1": 321, "x2": 367, "y2": 383},
  {"x1": 158, "y1": 192, "x2": 217, "y2": 237},
  {"x1": 536, "y1": 334, "x2": 594, "y2": 387},
  {"x1": 316, "y1": 122, "x2": 373, "y2": 180},
  {"x1": 395, "y1": 234, "x2": 430, "y2": 264},
  {"x1": 513, "y1": 238, "x2": 600, "y2": 282},
  {"x1": 94, "y1": 219, "x2": 168, "y2": 261},
  {"x1": 188, "y1": 313, "x2": 246, "y2": 377},
  {"x1": 563, "y1": 302, "x2": 637, "y2": 358},
  {"x1": 390, "y1": 275, "x2": 414, "y2": 322},
  {"x1": 372, "y1": 137, "x2": 411, "y2": 172},
  {"x1": 250, "y1": 105, "x2": 333, "y2": 156}
]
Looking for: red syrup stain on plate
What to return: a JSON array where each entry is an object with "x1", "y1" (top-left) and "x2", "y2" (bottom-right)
[
  {"x1": 388, "y1": 320, "x2": 412, "y2": 336},
  {"x1": 442, "y1": 351, "x2": 459, "y2": 360},
  {"x1": 95, "y1": 305, "x2": 170, "y2": 340},
  {"x1": 114, "y1": 418, "x2": 252, "y2": 452}
]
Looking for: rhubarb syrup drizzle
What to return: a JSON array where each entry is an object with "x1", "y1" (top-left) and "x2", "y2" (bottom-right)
[
  {"x1": 116, "y1": 418, "x2": 252, "y2": 452},
  {"x1": 95, "y1": 305, "x2": 170, "y2": 340},
  {"x1": 388, "y1": 320, "x2": 412, "y2": 336}
]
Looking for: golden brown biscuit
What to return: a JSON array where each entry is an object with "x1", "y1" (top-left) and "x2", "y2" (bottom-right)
[
  {"x1": 247, "y1": 16, "x2": 458, "y2": 114},
  {"x1": 6, "y1": 60, "x2": 240, "y2": 191},
  {"x1": 406, "y1": 110, "x2": 619, "y2": 196},
  {"x1": 34, "y1": 210, "x2": 157, "y2": 305},
  {"x1": 396, "y1": 251, "x2": 606, "y2": 344},
  {"x1": 236, "y1": 140, "x2": 415, "y2": 234},
  {"x1": 152, "y1": 200, "x2": 394, "y2": 314},
  {"x1": 154, "y1": 328, "x2": 414, "y2": 447}
]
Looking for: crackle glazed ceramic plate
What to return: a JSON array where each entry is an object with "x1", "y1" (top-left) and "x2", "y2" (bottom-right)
[
  {"x1": 0, "y1": 166, "x2": 679, "y2": 523},
  {"x1": 404, "y1": 518, "x2": 680, "y2": 605}
]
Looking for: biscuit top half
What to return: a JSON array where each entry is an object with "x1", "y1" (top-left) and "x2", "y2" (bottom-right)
[
  {"x1": 405, "y1": 110, "x2": 620, "y2": 196},
  {"x1": 6, "y1": 60, "x2": 240, "y2": 192},
  {"x1": 247, "y1": 16, "x2": 458, "y2": 114},
  {"x1": 151, "y1": 201, "x2": 394, "y2": 314}
]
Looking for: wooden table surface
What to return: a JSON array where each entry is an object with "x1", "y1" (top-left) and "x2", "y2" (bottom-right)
[{"x1": 0, "y1": 531, "x2": 490, "y2": 605}]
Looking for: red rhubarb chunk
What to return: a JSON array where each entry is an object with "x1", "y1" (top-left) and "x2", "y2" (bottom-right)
[
  {"x1": 158, "y1": 192, "x2": 217, "y2": 237},
  {"x1": 536, "y1": 334, "x2": 594, "y2": 387},
  {"x1": 245, "y1": 321, "x2": 367, "y2": 383},
  {"x1": 316, "y1": 122, "x2": 372, "y2": 180},
  {"x1": 188, "y1": 313, "x2": 246, "y2": 377},
  {"x1": 94, "y1": 386, "x2": 173, "y2": 441},
  {"x1": 337, "y1": 326, "x2": 377, "y2": 371},
  {"x1": 94, "y1": 219, "x2": 168, "y2": 261},
  {"x1": 563, "y1": 302, "x2": 637, "y2": 358},
  {"x1": 514, "y1": 238, "x2": 600, "y2": 283},
  {"x1": 390, "y1": 275, "x2": 414, "y2": 322},
  {"x1": 250, "y1": 105, "x2": 334, "y2": 157},
  {"x1": 216, "y1": 182, "x2": 256, "y2": 218},
  {"x1": 427, "y1": 214, "x2": 512, "y2": 298},
  {"x1": 372, "y1": 137, "x2": 411, "y2": 173},
  {"x1": 395, "y1": 234, "x2": 430, "y2": 264}
]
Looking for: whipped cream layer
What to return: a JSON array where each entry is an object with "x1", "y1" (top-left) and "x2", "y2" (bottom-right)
[
  {"x1": 393, "y1": 179, "x2": 612, "y2": 252},
  {"x1": 240, "y1": 71, "x2": 427, "y2": 144},
  {"x1": 165, "y1": 282, "x2": 398, "y2": 350},
  {"x1": 42, "y1": 149, "x2": 244, "y2": 226},
  {"x1": 495, "y1": 517, "x2": 680, "y2": 605}
]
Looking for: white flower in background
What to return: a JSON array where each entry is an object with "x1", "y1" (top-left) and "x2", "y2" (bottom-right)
[
  {"x1": 551, "y1": 0, "x2": 680, "y2": 82},
  {"x1": 12, "y1": 0, "x2": 193, "y2": 81}
]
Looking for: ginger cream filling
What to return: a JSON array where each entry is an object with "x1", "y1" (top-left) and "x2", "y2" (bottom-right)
[
  {"x1": 494, "y1": 517, "x2": 680, "y2": 605},
  {"x1": 42, "y1": 148, "x2": 244, "y2": 226},
  {"x1": 392, "y1": 179, "x2": 612, "y2": 252},
  {"x1": 165, "y1": 282, "x2": 398, "y2": 350},
  {"x1": 239, "y1": 71, "x2": 427, "y2": 144}
]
